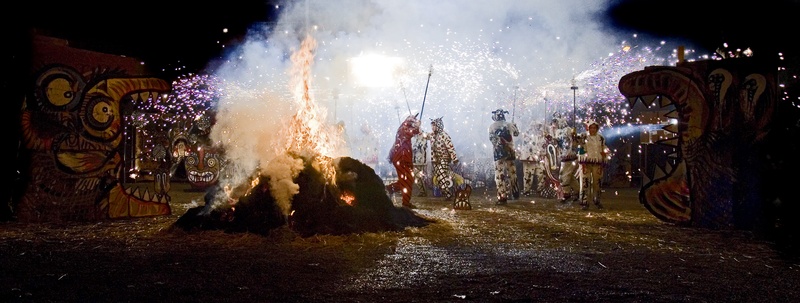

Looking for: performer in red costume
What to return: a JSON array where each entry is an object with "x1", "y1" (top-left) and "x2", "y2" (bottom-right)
[{"x1": 386, "y1": 114, "x2": 422, "y2": 208}]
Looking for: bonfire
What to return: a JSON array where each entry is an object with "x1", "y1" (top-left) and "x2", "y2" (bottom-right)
[{"x1": 174, "y1": 34, "x2": 432, "y2": 236}]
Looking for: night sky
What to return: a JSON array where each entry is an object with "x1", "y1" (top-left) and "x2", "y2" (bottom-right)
[
  {"x1": 606, "y1": 0, "x2": 800, "y2": 60},
  {"x1": 12, "y1": 0, "x2": 281, "y2": 76}
]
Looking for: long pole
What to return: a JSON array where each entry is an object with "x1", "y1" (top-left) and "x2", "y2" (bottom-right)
[
  {"x1": 570, "y1": 79, "x2": 578, "y2": 128},
  {"x1": 419, "y1": 65, "x2": 433, "y2": 120},
  {"x1": 511, "y1": 86, "x2": 518, "y2": 123},
  {"x1": 544, "y1": 96, "x2": 547, "y2": 125},
  {"x1": 400, "y1": 82, "x2": 411, "y2": 116}
]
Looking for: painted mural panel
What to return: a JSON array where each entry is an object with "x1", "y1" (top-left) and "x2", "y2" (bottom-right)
[
  {"x1": 15, "y1": 35, "x2": 172, "y2": 221},
  {"x1": 618, "y1": 57, "x2": 778, "y2": 230}
]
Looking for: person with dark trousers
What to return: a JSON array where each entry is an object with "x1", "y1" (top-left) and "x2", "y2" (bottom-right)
[{"x1": 488, "y1": 108, "x2": 519, "y2": 204}]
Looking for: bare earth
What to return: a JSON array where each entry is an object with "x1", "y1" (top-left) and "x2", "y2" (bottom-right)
[{"x1": 2, "y1": 183, "x2": 798, "y2": 303}]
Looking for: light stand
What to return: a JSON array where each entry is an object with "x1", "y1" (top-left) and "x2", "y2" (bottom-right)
[{"x1": 570, "y1": 78, "x2": 578, "y2": 129}]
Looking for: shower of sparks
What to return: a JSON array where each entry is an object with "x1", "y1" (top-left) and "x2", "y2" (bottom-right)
[
  {"x1": 193, "y1": 1, "x2": 796, "y2": 197},
  {"x1": 213, "y1": 34, "x2": 697, "y2": 186},
  {"x1": 133, "y1": 73, "x2": 221, "y2": 125},
  {"x1": 128, "y1": 73, "x2": 221, "y2": 178}
]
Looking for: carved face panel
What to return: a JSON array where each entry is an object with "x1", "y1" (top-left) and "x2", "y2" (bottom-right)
[
  {"x1": 184, "y1": 145, "x2": 221, "y2": 189},
  {"x1": 618, "y1": 58, "x2": 775, "y2": 229}
]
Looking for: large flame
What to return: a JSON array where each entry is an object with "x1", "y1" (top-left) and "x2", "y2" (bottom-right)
[
  {"x1": 283, "y1": 34, "x2": 338, "y2": 184},
  {"x1": 210, "y1": 34, "x2": 345, "y2": 215}
]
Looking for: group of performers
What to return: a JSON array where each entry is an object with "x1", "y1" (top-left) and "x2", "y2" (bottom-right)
[
  {"x1": 483, "y1": 109, "x2": 612, "y2": 208},
  {"x1": 497, "y1": 112, "x2": 610, "y2": 208},
  {"x1": 382, "y1": 107, "x2": 609, "y2": 209},
  {"x1": 385, "y1": 113, "x2": 461, "y2": 208}
]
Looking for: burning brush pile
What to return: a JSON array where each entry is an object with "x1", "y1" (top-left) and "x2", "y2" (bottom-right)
[
  {"x1": 173, "y1": 155, "x2": 431, "y2": 237},
  {"x1": 173, "y1": 34, "x2": 432, "y2": 236}
]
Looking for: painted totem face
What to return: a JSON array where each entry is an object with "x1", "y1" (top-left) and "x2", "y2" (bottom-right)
[{"x1": 184, "y1": 145, "x2": 220, "y2": 189}]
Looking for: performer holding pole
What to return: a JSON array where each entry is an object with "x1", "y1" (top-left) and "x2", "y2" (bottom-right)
[{"x1": 386, "y1": 114, "x2": 422, "y2": 209}]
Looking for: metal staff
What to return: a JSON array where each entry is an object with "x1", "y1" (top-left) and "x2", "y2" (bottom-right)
[
  {"x1": 419, "y1": 65, "x2": 433, "y2": 120},
  {"x1": 400, "y1": 81, "x2": 411, "y2": 116},
  {"x1": 570, "y1": 78, "x2": 578, "y2": 128},
  {"x1": 511, "y1": 86, "x2": 518, "y2": 123},
  {"x1": 395, "y1": 106, "x2": 401, "y2": 124}
]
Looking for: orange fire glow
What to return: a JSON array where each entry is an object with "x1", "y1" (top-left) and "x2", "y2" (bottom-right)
[
  {"x1": 222, "y1": 172, "x2": 261, "y2": 205},
  {"x1": 284, "y1": 33, "x2": 339, "y2": 185},
  {"x1": 340, "y1": 191, "x2": 356, "y2": 206},
  {"x1": 217, "y1": 34, "x2": 342, "y2": 208}
]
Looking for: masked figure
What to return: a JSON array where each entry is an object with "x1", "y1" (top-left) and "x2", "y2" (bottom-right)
[
  {"x1": 429, "y1": 117, "x2": 459, "y2": 199},
  {"x1": 554, "y1": 118, "x2": 579, "y2": 202},
  {"x1": 386, "y1": 114, "x2": 421, "y2": 208},
  {"x1": 519, "y1": 122, "x2": 548, "y2": 196},
  {"x1": 488, "y1": 108, "x2": 519, "y2": 204}
]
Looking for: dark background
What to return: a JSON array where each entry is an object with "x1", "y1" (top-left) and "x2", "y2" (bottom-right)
[
  {"x1": 9, "y1": 0, "x2": 281, "y2": 76},
  {"x1": 606, "y1": 0, "x2": 800, "y2": 57}
]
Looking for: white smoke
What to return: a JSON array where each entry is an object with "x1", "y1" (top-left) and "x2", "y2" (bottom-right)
[
  {"x1": 207, "y1": 0, "x2": 689, "y2": 202},
  {"x1": 262, "y1": 153, "x2": 305, "y2": 215}
]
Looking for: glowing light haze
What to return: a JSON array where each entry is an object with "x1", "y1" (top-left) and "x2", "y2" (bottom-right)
[{"x1": 208, "y1": 0, "x2": 691, "y2": 190}]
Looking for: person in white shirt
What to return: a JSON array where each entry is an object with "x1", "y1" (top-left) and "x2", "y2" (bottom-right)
[{"x1": 575, "y1": 120, "x2": 610, "y2": 210}]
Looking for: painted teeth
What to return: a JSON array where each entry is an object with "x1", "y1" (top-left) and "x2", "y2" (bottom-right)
[
  {"x1": 134, "y1": 91, "x2": 166, "y2": 102},
  {"x1": 631, "y1": 93, "x2": 679, "y2": 183},
  {"x1": 122, "y1": 185, "x2": 168, "y2": 203}
]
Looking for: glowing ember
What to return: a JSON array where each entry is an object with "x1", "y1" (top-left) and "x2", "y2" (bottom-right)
[{"x1": 340, "y1": 192, "x2": 356, "y2": 206}]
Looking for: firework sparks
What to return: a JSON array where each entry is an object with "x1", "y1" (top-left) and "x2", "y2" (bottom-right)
[{"x1": 203, "y1": 0, "x2": 766, "y2": 198}]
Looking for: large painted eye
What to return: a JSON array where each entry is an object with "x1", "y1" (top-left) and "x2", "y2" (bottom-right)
[
  {"x1": 89, "y1": 97, "x2": 114, "y2": 126},
  {"x1": 185, "y1": 155, "x2": 197, "y2": 166},
  {"x1": 81, "y1": 95, "x2": 120, "y2": 141},
  {"x1": 45, "y1": 78, "x2": 75, "y2": 107},
  {"x1": 206, "y1": 157, "x2": 217, "y2": 168},
  {"x1": 34, "y1": 66, "x2": 85, "y2": 111}
]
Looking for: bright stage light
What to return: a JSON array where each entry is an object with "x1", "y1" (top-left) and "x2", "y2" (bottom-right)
[{"x1": 349, "y1": 54, "x2": 404, "y2": 88}]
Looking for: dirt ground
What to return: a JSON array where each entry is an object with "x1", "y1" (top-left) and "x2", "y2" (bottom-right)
[{"x1": 2, "y1": 182, "x2": 799, "y2": 303}]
